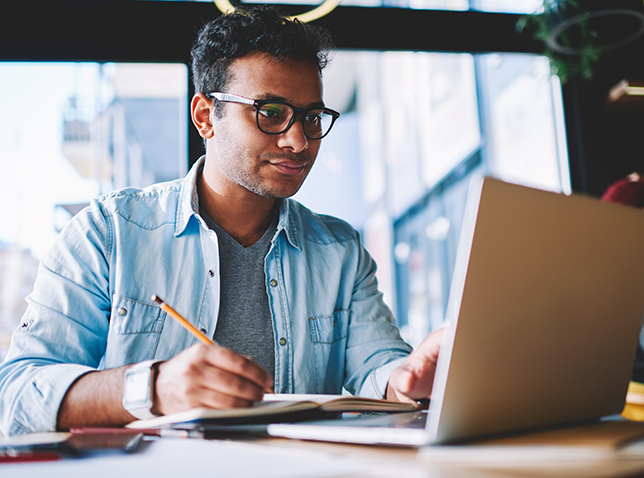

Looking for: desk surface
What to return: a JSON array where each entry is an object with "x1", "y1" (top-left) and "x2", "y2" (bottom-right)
[
  {"x1": 4, "y1": 433, "x2": 644, "y2": 478},
  {"x1": 260, "y1": 436, "x2": 644, "y2": 478}
]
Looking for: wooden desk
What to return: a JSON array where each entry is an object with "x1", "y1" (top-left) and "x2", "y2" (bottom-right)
[{"x1": 251, "y1": 435, "x2": 644, "y2": 478}]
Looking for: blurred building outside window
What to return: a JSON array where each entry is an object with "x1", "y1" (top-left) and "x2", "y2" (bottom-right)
[
  {"x1": 0, "y1": 62, "x2": 187, "y2": 360},
  {"x1": 295, "y1": 50, "x2": 569, "y2": 348}
]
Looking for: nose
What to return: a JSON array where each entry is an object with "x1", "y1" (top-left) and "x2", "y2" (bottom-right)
[{"x1": 276, "y1": 117, "x2": 309, "y2": 153}]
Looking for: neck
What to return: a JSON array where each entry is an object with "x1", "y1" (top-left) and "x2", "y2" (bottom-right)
[{"x1": 197, "y1": 171, "x2": 279, "y2": 247}]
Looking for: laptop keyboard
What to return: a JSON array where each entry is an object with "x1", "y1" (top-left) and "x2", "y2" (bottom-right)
[{"x1": 304, "y1": 411, "x2": 429, "y2": 429}]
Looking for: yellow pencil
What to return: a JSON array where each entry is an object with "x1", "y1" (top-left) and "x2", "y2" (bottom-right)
[{"x1": 151, "y1": 295, "x2": 216, "y2": 346}]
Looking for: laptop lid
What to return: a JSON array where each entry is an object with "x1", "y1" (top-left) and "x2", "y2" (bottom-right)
[
  {"x1": 268, "y1": 177, "x2": 644, "y2": 446},
  {"x1": 428, "y1": 177, "x2": 644, "y2": 444}
]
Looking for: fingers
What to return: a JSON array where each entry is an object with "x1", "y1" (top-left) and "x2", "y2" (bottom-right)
[
  {"x1": 390, "y1": 368, "x2": 416, "y2": 396},
  {"x1": 202, "y1": 345, "x2": 273, "y2": 394},
  {"x1": 386, "y1": 368, "x2": 420, "y2": 405},
  {"x1": 393, "y1": 362, "x2": 435, "y2": 399},
  {"x1": 153, "y1": 344, "x2": 273, "y2": 416},
  {"x1": 387, "y1": 328, "x2": 444, "y2": 402}
]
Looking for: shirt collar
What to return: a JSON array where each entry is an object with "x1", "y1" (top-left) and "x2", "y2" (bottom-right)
[
  {"x1": 175, "y1": 156, "x2": 204, "y2": 236},
  {"x1": 276, "y1": 198, "x2": 302, "y2": 251},
  {"x1": 175, "y1": 155, "x2": 302, "y2": 251}
]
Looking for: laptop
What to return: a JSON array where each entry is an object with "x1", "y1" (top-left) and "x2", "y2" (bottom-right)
[{"x1": 267, "y1": 177, "x2": 644, "y2": 446}]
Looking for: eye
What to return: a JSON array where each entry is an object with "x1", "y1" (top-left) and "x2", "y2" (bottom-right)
[
  {"x1": 258, "y1": 103, "x2": 287, "y2": 119},
  {"x1": 304, "y1": 110, "x2": 324, "y2": 124}
]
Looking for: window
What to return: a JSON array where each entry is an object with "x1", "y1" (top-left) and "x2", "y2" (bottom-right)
[
  {"x1": 0, "y1": 48, "x2": 568, "y2": 356},
  {"x1": 294, "y1": 51, "x2": 569, "y2": 347},
  {"x1": 472, "y1": 0, "x2": 542, "y2": 14},
  {"x1": 0, "y1": 62, "x2": 188, "y2": 359}
]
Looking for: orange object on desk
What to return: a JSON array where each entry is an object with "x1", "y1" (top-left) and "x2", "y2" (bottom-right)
[{"x1": 621, "y1": 381, "x2": 644, "y2": 421}]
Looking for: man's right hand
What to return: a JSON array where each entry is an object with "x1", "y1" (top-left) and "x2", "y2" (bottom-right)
[
  {"x1": 56, "y1": 343, "x2": 272, "y2": 431},
  {"x1": 152, "y1": 343, "x2": 273, "y2": 416}
]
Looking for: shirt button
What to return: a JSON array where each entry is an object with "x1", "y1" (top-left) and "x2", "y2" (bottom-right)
[
  {"x1": 279, "y1": 337, "x2": 287, "y2": 346},
  {"x1": 200, "y1": 328, "x2": 208, "y2": 336},
  {"x1": 208, "y1": 270, "x2": 215, "y2": 277},
  {"x1": 117, "y1": 307, "x2": 127, "y2": 316},
  {"x1": 270, "y1": 279, "x2": 278, "y2": 287}
]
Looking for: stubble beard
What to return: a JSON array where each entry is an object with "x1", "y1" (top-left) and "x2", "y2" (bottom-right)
[
  {"x1": 218, "y1": 152, "x2": 311, "y2": 199},
  {"x1": 212, "y1": 122, "x2": 313, "y2": 199}
]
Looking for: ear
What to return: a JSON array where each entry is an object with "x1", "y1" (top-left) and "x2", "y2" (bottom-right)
[{"x1": 191, "y1": 93, "x2": 215, "y2": 140}]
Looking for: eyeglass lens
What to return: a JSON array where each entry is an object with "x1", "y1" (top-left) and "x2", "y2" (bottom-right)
[{"x1": 257, "y1": 103, "x2": 334, "y2": 139}]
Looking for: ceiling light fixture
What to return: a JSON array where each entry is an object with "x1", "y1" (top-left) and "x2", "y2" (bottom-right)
[
  {"x1": 607, "y1": 79, "x2": 644, "y2": 108},
  {"x1": 213, "y1": 0, "x2": 340, "y2": 23}
]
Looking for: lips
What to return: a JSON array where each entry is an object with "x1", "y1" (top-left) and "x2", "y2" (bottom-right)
[{"x1": 270, "y1": 160, "x2": 308, "y2": 176}]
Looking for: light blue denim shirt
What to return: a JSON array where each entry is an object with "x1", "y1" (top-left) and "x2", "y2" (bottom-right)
[{"x1": 0, "y1": 157, "x2": 411, "y2": 436}]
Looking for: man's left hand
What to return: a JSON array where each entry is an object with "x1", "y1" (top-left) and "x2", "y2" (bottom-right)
[{"x1": 386, "y1": 328, "x2": 444, "y2": 404}]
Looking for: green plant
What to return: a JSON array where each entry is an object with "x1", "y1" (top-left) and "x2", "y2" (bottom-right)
[{"x1": 517, "y1": 0, "x2": 602, "y2": 83}]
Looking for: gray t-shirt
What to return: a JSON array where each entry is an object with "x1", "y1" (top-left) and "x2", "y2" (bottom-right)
[{"x1": 200, "y1": 210, "x2": 277, "y2": 379}]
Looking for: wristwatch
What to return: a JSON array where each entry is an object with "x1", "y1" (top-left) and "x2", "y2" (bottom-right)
[{"x1": 122, "y1": 360, "x2": 162, "y2": 420}]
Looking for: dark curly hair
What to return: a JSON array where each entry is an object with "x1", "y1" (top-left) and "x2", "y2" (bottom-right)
[{"x1": 191, "y1": 5, "x2": 334, "y2": 116}]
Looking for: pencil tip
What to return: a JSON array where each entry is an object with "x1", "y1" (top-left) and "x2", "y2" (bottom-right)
[{"x1": 151, "y1": 295, "x2": 162, "y2": 304}]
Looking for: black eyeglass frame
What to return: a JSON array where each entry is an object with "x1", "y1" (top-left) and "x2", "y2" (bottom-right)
[{"x1": 207, "y1": 92, "x2": 340, "y2": 140}]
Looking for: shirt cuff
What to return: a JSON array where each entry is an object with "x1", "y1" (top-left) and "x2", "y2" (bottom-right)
[
  {"x1": 360, "y1": 357, "x2": 407, "y2": 400},
  {"x1": 8, "y1": 363, "x2": 95, "y2": 435}
]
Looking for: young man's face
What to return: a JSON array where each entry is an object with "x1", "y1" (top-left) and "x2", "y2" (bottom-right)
[{"x1": 203, "y1": 52, "x2": 325, "y2": 200}]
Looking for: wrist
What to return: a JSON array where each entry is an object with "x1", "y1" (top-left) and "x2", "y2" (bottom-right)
[
  {"x1": 150, "y1": 361, "x2": 165, "y2": 416},
  {"x1": 385, "y1": 381, "x2": 395, "y2": 401},
  {"x1": 122, "y1": 360, "x2": 163, "y2": 420}
]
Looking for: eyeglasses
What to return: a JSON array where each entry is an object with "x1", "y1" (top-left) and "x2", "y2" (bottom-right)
[{"x1": 207, "y1": 92, "x2": 340, "y2": 140}]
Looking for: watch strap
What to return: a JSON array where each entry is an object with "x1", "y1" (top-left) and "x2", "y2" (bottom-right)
[{"x1": 123, "y1": 359, "x2": 162, "y2": 420}]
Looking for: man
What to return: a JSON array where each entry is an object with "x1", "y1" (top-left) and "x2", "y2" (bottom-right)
[{"x1": 0, "y1": 6, "x2": 441, "y2": 436}]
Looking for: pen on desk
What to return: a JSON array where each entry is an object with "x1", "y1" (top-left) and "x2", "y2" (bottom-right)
[
  {"x1": 151, "y1": 295, "x2": 217, "y2": 346},
  {"x1": 70, "y1": 427, "x2": 203, "y2": 439}
]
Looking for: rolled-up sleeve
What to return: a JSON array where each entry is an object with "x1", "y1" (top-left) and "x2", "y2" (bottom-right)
[
  {"x1": 343, "y1": 241, "x2": 413, "y2": 399},
  {"x1": 0, "y1": 200, "x2": 112, "y2": 435}
]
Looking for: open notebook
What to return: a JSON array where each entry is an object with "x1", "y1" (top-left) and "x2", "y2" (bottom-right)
[
  {"x1": 268, "y1": 177, "x2": 644, "y2": 446},
  {"x1": 126, "y1": 394, "x2": 415, "y2": 429}
]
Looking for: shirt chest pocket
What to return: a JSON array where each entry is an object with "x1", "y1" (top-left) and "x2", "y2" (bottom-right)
[
  {"x1": 307, "y1": 310, "x2": 349, "y2": 393},
  {"x1": 110, "y1": 296, "x2": 165, "y2": 335},
  {"x1": 308, "y1": 310, "x2": 349, "y2": 344}
]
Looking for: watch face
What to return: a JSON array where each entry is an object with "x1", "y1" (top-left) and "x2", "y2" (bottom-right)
[{"x1": 124, "y1": 368, "x2": 151, "y2": 408}]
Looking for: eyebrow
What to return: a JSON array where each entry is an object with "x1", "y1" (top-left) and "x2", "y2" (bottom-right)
[{"x1": 256, "y1": 94, "x2": 326, "y2": 109}]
